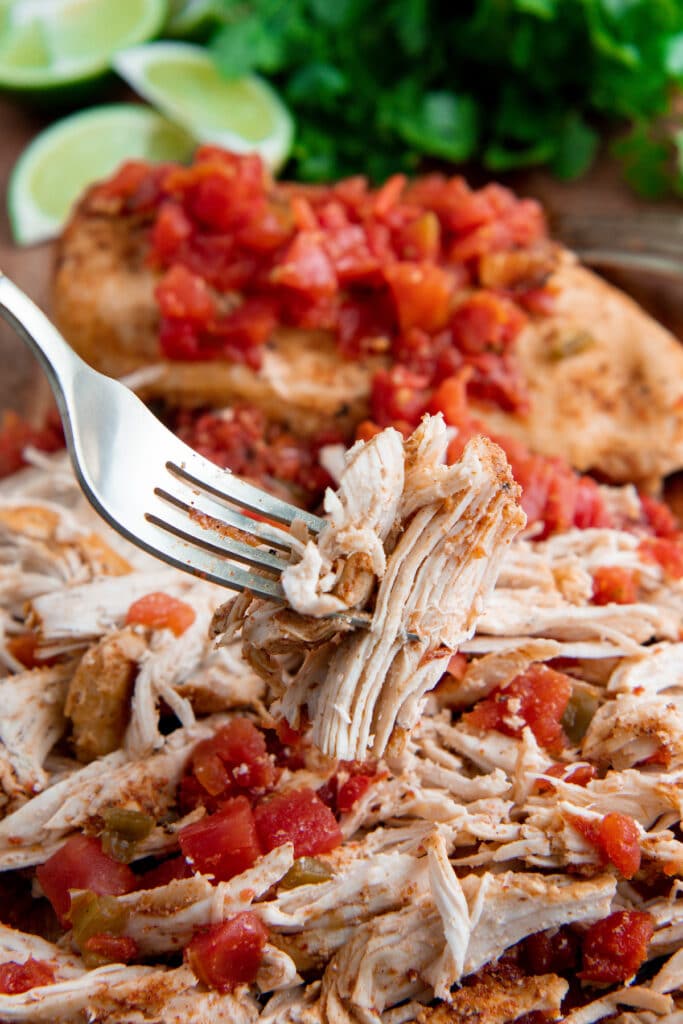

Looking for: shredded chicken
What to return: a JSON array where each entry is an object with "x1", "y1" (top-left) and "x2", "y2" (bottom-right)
[
  {"x1": 2, "y1": 446, "x2": 683, "y2": 1022},
  {"x1": 218, "y1": 416, "x2": 525, "y2": 759}
]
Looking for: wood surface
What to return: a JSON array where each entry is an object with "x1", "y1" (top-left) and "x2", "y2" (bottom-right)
[
  {"x1": 1, "y1": 91, "x2": 682, "y2": 424},
  {"x1": 0, "y1": 95, "x2": 53, "y2": 419}
]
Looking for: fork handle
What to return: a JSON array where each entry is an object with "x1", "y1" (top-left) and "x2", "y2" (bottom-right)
[{"x1": 0, "y1": 271, "x2": 85, "y2": 429}]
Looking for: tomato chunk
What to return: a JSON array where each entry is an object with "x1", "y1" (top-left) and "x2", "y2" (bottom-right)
[
  {"x1": 254, "y1": 788, "x2": 342, "y2": 857},
  {"x1": 125, "y1": 591, "x2": 196, "y2": 636},
  {"x1": 179, "y1": 796, "x2": 261, "y2": 882},
  {"x1": 521, "y1": 926, "x2": 578, "y2": 975},
  {"x1": 337, "y1": 774, "x2": 374, "y2": 813},
  {"x1": 0, "y1": 958, "x2": 55, "y2": 994},
  {"x1": 580, "y1": 911, "x2": 654, "y2": 983},
  {"x1": 183, "y1": 717, "x2": 277, "y2": 809},
  {"x1": 571, "y1": 812, "x2": 641, "y2": 878},
  {"x1": 137, "y1": 855, "x2": 193, "y2": 890},
  {"x1": 156, "y1": 264, "x2": 216, "y2": 323},
  {"x1": 36, "y1": 835, "x2": 136, "y2": 927},
  {"x1": 639, "y1": 537, "x2": 683, "y2": 580},
  {"x1": 464, "y1": 663, "x2": 572, "y2": 753},
  {"x1": 384, "y1": 261, "x2": 455, "y2": 333},
  {"x1": 185, "y1": 912, "x2": 268, "y2": 993},
  {"x1": 83, "y1": 934, "x2": 138, "y2": 965},
  {"x1": 591, "y1": 566, "x2": 638, "y2": 606}
]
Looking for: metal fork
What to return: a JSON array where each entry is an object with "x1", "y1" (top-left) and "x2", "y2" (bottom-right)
[
  {"x1": 555, "y1": 211, "x2": 683, "y2": 276},
  {"x1": 0, "y1": 271, "x2": 326, "y2": 606}
]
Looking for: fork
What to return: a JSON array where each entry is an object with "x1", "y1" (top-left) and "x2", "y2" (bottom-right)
[
  {"x1": 555, "y1": 211, "x2": 683, "y2": 276},
  {"x1": 0, "y1": 271, "x2": 327, "y2": 607}
]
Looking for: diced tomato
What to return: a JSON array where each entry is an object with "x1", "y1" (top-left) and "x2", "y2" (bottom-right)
[
  {"x1": 264, "y1": 719, "x2": 306, "y2": 771},
  {"x1": 125, "y1": 591, "x2": 196, "y2": 636},
  {"x1": 254, "y1": 788, "x2": 342, "y2": 857},
  {"x1": 450, "y1": 292, "x2": 526, "y2": 356},
  {"x1": 534, "y1": 762, "x2": 596, "y2": 794},
  {"x1": 272, "y1": 231, "x2": 337, "y2": 296},
  {"x1": 178, "y1": 797, "x2": 261, "y2": 882},
  {"x1": 0, "y1": 410, "x2": 64, "y2": 481},
  {"x1": 370, "y1": 366, "x2": 431, "y2": 429},
  {"x1": 384, "y1": 262, "x2": 455, "y2": 334},
  {"x1": 0, "y1": 958, "x2": 55, "y2": 994},
  {"x1": 640, "y1": 494, "x2": 679, "y2": 538},
  {"x1": 156, "y1": 264, "x2": 216, "y2": 324},
  {"x1": 521, "y1": 926, "x2": 578, "y2": 975},
  {"x1": 429, "y1": 369, "x2": 475, "y2": 431},
  {"x1": 5, "y1": 633, "x2": 45, "y2": 669},
  {"x1": 83, "y1": 934, "x2": 138, "y2": 964},
  {"x1": 185, "y1": 717, "x2": 277, "y2": 807},
  {"x1": 399, "y1": 212, "x2": 441, "y2": 262},
  {"x1": 464, "y1": 663, "x2": 572, "y2": 753},
  {"x1": 324, "y1": 224, "x2": 380, "y2": 284},
  {"x1": 337, "y1": 774, "x2": 374, "y2": 813},
  {"x1": 174, "y1": 404, "x2": 332, "y2": 507},
  {"x1": 591, "y1": 566, "x2": 638, "y2": 606},
  {"x1": 185, "y1": 912, "x2": 268, "y2": 993},
  {"x1": 580, "y1": 911, "x2": 654, "y2": 983},
  {"x1": 571, "y1": 812, "x2": 641, "y2": 879},
  {"x1": 36, "y1": 835, "x2": 136, "y2": 927},
  {"x1": 137, "y1": 855, "x2": 193, "y2": 889},
  {"x1": 149, "y1": 201, "x2": 192, "y2": 264},
  {"x1": 210, "y1": 296, "x2": 278, "y2": 365},
  {"x1": 639, "y1": 537, "x2": 683, "y2": 580}
]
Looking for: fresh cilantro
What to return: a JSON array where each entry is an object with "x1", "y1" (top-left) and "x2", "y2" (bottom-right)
[{"x1": 197, "y1": 0, "x2": 683, "y2": 191}]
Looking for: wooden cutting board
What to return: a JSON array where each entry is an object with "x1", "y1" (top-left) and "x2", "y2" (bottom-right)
[{"x1": 1, "y1": 93, "x2": 682, "y2": 423}]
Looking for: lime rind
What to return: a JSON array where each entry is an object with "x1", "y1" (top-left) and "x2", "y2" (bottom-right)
[
  {"x1": 0, "y1": 0, "x2": 167, "y2": 90},
  {"x1": 8, "y1": 103, "x2": 195, "y2": 246},
  {"x1": 165, "y1": 0, "x2": 218, "y2": 38},
  {"x1": 113, "y1": 41, "x2": 294, "y2": 172}
]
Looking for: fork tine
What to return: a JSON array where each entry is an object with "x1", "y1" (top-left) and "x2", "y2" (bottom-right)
[
  {"x1": 149, "y1": 493, "x2": 290, "y2": 575},
  {"x1": 155, "y1": 479, "x2": 297, "y2": 553},
  {"x1": 167, "y1": 455, "x2": 326, "y2": 532},
  {"x1": 143, "y1": 511, "x2": 287, "y2": 600}
]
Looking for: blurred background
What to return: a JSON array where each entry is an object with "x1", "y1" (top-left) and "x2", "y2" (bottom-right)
[{"x1": 2, "y1": 0, "x2": 683, "y2": 421}]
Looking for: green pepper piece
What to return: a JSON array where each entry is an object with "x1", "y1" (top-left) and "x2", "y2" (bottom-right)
[
  {"x1": 562, "y1": 690, "x2": 599, "y2": 745},
  {"x1": 101, "y1": 807, "x2": 154, "y2": 863},
  {"x1": 70, "y1": 891, "x2": 129, "y2": 968},
  {"x1": 279, "y1": 857, "x2": 333, "y2": 890}
]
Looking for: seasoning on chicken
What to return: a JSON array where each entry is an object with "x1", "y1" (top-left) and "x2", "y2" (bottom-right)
[{"x1": 216, "y1": 415, "x2": 525, "y2": 759}]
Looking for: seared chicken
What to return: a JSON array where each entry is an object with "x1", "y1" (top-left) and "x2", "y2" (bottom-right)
[{"x1": 54, "y1": 192, "x2": 683, "y2": 485}]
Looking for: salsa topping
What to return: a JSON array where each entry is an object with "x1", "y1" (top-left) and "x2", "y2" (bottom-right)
[
  {"x1": 97, "y1": 151, "x2": 548, "y2": 407},
  {"x1": 253, "y1": 787, "x2": 342, "y2": 858},
  {"x1": 570, "y1": 813, "x2": 642, "y2": 879},
  {"x1": 185, "y1": 913, "x2": 268, "y2": 993},
  {"x1": 125, "y1": 591, "x2": 197, "y2": 636},
  {"x1": 36, "y1": 835, "x2": 136, "y2": 927},
  {"x1": 464, "y1": 663, "x2": 573, "y2": 753},
  {"x1": 0, "y1": 958, "x2": 55, "y2": 995},
  {"x1": 579, "y1": 911, "x2": 654, "y2": 984}
]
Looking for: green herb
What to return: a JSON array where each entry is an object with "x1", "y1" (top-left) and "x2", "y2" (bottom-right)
[{"x1": 181, "y1": 0, "x2": 683, "y2": 193}]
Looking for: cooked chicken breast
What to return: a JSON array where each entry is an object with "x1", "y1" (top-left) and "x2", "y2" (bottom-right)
[
  {"x1": 53, "y1": 206, "x2": 379, "y2": 439},
  {"x1": 54, "y1": 195, "x2": 683, "y2": 485}
]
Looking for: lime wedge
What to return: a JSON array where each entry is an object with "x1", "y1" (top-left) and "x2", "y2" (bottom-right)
[
  {"x1": 8, "y1": 103, "x2": 195, "y2": 245},
  {"x1": 113, "y1": 41, "x2": 294, "y2": 172},
  {"x1": 0, "y1": 0, "x2": 167, "y2": 92},
  {"x1": 166, "y1": 0, "x2": 218, "y2": 38}
]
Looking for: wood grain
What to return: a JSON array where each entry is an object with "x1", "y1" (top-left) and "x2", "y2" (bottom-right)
[{"x1": 0, "y1": 97, "x2": 58, "y2": 421}]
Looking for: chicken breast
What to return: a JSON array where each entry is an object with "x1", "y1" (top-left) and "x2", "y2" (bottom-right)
[
  {"x1": 53, "y1": 205, "x2": 379, "y2": 439},
  {"x1": 54, "y1": 195, "x2": 683, "y2": 485}
]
